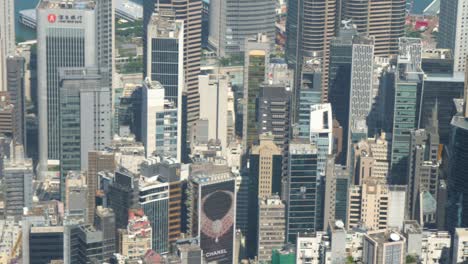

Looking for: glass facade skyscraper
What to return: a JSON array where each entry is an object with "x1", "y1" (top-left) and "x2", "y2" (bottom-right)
[{"x1": 286, "y1": 141, "x2": 321, "y2": 243}]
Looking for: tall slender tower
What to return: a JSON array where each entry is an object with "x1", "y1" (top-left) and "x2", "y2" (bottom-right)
[
  {"x1": 0, "y1": 0, "x2": 15, "y2": 92},
  {"x1": 144, "y1": 0, "x2": 202, "y2": 126}
]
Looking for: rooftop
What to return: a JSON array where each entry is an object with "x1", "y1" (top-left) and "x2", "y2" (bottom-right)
[{"x1": 39, "y1": 0, "x2": 96, "y2": 10}]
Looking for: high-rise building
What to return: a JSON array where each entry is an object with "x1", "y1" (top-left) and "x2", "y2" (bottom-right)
[
  {"x1": 138, "y1": 176, "x2": 170, "y2": 254},
  {"x1": 198, "y1": 73, "x2": 236, "y2": 151},
  {"x1": 362, "y1": 230, "x2": 406, "y2": 264},
  {"x1": 447, "y1": 65, "x2": 468, "y2": 230},
  {"x1": 0, "y1": 0, "x2": 15, "y2": 92},
  {"x1": 298, "y1": 59, "x2": 323, "y2": 138},
  {"x1": 295, "y1": 232, "x2": 327, "y2": 263},
  {"x1": 390, "y1": 38, "x2": 424, "y2": 184},
  {"x1": 3, "y1": 145, "x2": 33, "y2": 219},
  {"x1": 142, "y1": 79, "x2": 181, "y2": 160},
  {"x1": 95, "y1": 206, "x2": 116, "y2": 262},
  {"x1": 58, "y1": 67, "x2": 112, "y2": 199},
  {"x1": 257, "y1": 195, "x2": 286, "y2": 263},
  {"x1": 118, "y1": 209, "x2": 152, "y2": 260},
  {"x1": 243, "y1": 35, "x2": 270, "y2": 151},
  {"x1": 208, "y1": 0, "x2": 275, "y2": 56},
  {"x1": 64, "y1": 171, "x2": 88, "y2": 222},
  {"x1": 145, "y1": 11, "x2": 184, "y2": 105},
  {"x1": 452, "y1": 228, "x2": 468, "y2": 263},
  {"x1": 250, "y1": 135, "x2": 283, "y2": 198},
  {"x1": 141, "y1": 158, "x2": 185, "y2": 244},
  {"x1": 187, "y1": 165, "x2": 236, "y2": 264},
  {"x1": 438, "y1": 0, "x2": 468, "y2": 72},
  {"x1": 144, "y1": 0, "x2": 202, "y2": 125},
  {"x1": 341, "y1": 0, "x2": 405, "y2": 57},
  {"x1": 309, "y1": 103, "x2": 333, "y2": 177},
  {"x1": 87, "y1": 151, "x2": 116, "y2": 224},
  {"x1": 285, "y1": 0, "x2": 336, "y2": 100},
  {"x1": 108, "y1": 169, "x2": 140, "y2": 229},
  {"x1": 257, "y1": 84, "x2": 291, "y2": 149},
  {"x1": 323, "y1": 158, "x2": 350, "y2": 226},
  {"x1": 25, "y1": 226, "x2": 64, "y2": 264},
  {"x1": 347, "y1": 180, "x2": 406, "y2": 230},
  {"x1": 6, "y1": 56, "x2": 26, "y2": 147},
  {"x1": 37, "y1": 0, "x2": 112, "y2": 179},
  {"x1": 407, "y1": 125, "x2": 440, "y2": 225},
  {"x1": 352, "y1": 134, "x2": 391, "y2": 184},
  {"x1": 347, "y1": 36, "x2": 375, "y2": 166},
  {"x1": 67, "y1": 208, "x2": 116, "y2": 264},
  {"x1": 286, "y1": 141, "x2": 321, "y2": 242}
]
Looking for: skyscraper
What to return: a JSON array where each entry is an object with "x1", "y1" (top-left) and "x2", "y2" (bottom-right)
[
  {"x1": 87, "y1": 151, "x2": 116, "y2": 224},
  {"x1": 390, "y1": 38, "x2": 423, "y2": 184},
  {"x1": 286, "y1": 0, "x2": 336, "y2": 100},
  {"x1": 6, "y1": 56, "x2": 26, "y2": 147},
  {"x1": 208, "y1": 0, "x2": 276, "y2": 56},
  {"x1": 446, "y1": 63, "x2": 468, "y2": 230},
  {"x1": 108, "y1": 169, "x2": 140, "y2": 229},
  {"x1": 347, "y1": 36, "x2": 375, "y2": 166},
  {"x1": 144, "y1": 0, "x2": 202, "y2": 125},
  {"x1": 256, "y1": 84, "x2": 291, "y2": 149},
  {"x1": 286, "y1": 141, "x2": 321, "y2": 242},
  {"x1": 142, "y1": 79, "x2": 181, "y2": 160},
  {"x1": 407, "y1": 122, "x2": 440, "y2": 223},
  {"x1": 341, "y1": 0, "x2": 405, "y2": 56},
  {"x1": 138, "y1": 176, "x2": 170, "y2": 254},
  {"x1": 187, "y1": 165, "x2": 236, "y2": 264},
  {"x1": 0, "y1": 0, "x2": 15, "y2": 92},
  {"x1": 58, "y1": 67, "x2": 112, "y2": 200},
  {"x1": 37, "y1": 0, "x2": 112, "y2": 179},
  {"x1": 3, "y1": 146, "x2": 33, "y2": 219},
  {"x1": 243, "y1": 35, "x2": 270, "y2": 151},
  {"x1": 198, "y1": 73, "x2": 236, "y2": 151},
  {"x1": 257, "y1": 195, "x2": 286, "y2": 263},
  {"x1": 438, "y1": 0, "x2": 468, "y2": 72},
  {"x1": 309, "y1": 103, "x2": 333, "y2": 177}
]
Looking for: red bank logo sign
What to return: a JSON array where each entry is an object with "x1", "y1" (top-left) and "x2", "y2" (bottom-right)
[{"x1": 48, "y1": 14, "x2": 57, "y2": 23}]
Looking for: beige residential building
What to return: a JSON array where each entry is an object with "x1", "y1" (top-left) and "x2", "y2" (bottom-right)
[
  {"x1": 353, "y1": 133, "x2": 391, "y2": 184},
  {"x1": 118, "y1": 209, "x2": 152, "y2": 260},
  {"x1": 87, "y1": 151, "x2": 116, "y2": 224},
  {"x1": 342, "y1": 0, "x2": 405, "y2": 57},
  {"x1": 257, "y1": 195, "x2": 286, "y2": 263},
  {"x1": 363, "y1": 230, "x2": 406, "y2": 264},
  {"x1": 347, "y1": 179, "x2": 406, "y2": 230},
  {"x1": 251, "y1": 134, "x2": 282, "y2": 197}
]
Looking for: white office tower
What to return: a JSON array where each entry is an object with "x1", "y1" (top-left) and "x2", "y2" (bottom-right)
[
  {"x1": 439, "y1": 0, "x2": 468, "y2": 72},
  {"x1": 142, "y1": 78, "x2": 181, "y2": 161},
  {"x1": 37, "y1": 0, "x2": 113, "y2": 179},
  {"x1": 309, "y1": 103, "x2": 333, "y2": 177},
  {"x1": 198, "y1": 73, "x2": 236, "y2": 152},
  {"x1": 0, "y1": 0, "x2": 15, "y2": 92}
]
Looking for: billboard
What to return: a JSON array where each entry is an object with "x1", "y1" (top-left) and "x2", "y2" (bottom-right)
[{"x1": 200, "y1": 180, "x2": 235, "y2": 263}]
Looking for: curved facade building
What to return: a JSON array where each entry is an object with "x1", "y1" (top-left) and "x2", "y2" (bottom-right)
[
  {"x1": 285, "y1": 0, "x2": 336, "y2": 104},
  {"x1": 208, "y1": 0, "x2": 275, "y2": 57},
  {"x1": 341, "y1": 0, "x2": 405, "y2": 56}
]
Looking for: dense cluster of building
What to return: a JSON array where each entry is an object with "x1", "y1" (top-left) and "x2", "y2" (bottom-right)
[{"x1": 0, "y1": 0, "x2": 468, "y2": 263}]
